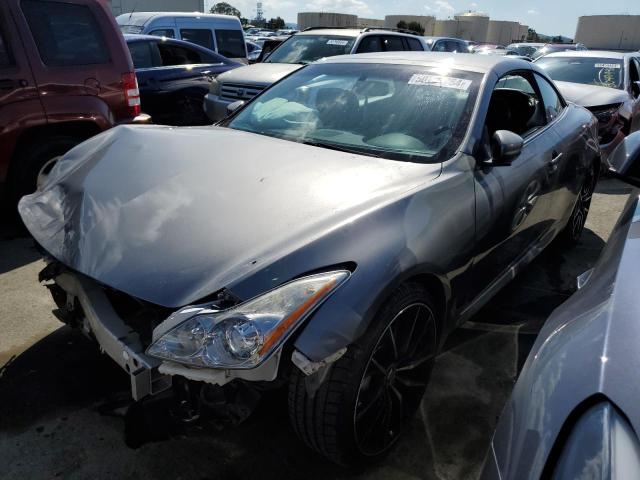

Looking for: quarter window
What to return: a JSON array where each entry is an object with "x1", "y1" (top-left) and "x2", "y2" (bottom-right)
[
  {"x1": 214, "y1": 29, "x2": 246, "y2": 58},
  {"x1": 157, "y1": 43, "x2": 201, "y2": 66},
  {"x1": 127, "y1": 41, "x2": 154, "y2": 69},
  {"x1": 535, "y1": 74, "x2": 564, "y2": 123},
  {"x1": 21, "y1": 0, "x2": 109, "y2": 66},
  {"x1": 406, "y1": 38, "x2": 424, "y2": 51},
  {"x1": 180, "y1": 28, "x2": 214, "y2": 50},
  {"x1": 149, "y1": 29, "x2": 175, "y2": 39}
]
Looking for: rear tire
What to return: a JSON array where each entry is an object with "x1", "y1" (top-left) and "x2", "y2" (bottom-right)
[
  {"x1": 288, "y1": 283, "x2": 438, "y2": 466},
  {"x1": 7, "y1": 135, "x2": 81, "y2": 209},
  {"x1": 557, "y1": 163, "x2": 597, "y2": 247}
]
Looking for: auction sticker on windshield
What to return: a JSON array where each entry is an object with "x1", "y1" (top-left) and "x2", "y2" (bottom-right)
[
  {"x1": 327, "y1": 39, "x2": 348, "y2": 46},
  {"x1": 595, "y1": 63, "x2": 621, "y2": 69},
  {"x1": 408, "y1": 74, "x2": 472, "y2": 90}
]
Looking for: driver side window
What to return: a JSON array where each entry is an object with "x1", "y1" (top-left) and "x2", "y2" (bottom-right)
[{"x1": 485, "y1": 72, "x2": 546, "y2": 141}]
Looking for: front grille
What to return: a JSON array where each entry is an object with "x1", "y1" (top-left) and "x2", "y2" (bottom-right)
[{"x1": 220, "y1": 83, "x2": 265, "y2": 101}]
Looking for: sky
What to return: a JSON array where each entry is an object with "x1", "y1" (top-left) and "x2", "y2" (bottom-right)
[{"x1": 205, "y1": 0, "x2": 640, "y2": 37}]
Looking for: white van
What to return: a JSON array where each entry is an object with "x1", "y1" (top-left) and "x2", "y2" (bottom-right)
[{"x1": 117, "y1": 12, "x2": 248, "y2": 64}]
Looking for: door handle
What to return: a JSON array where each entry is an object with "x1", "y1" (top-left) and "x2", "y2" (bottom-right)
[{"x1": 547, "y1": 151, "x2": 562, "y2": 173}]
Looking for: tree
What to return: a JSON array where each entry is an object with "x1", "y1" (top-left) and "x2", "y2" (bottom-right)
[
  {"x1": 396, "y1": 20, "x2": 408, "y2": 30},
  {"x1": 407, "y1": 21, "x2": 425, "y2": 35},
  {"x1": 527, "y1": 27, "x2": 540, "y2": 42},
  {"x1": 210, "y1": 2, "x2": 241, "y2": 19},
  {"x1": 266, "y1": 17, "x2": 285, "y2": 30}
]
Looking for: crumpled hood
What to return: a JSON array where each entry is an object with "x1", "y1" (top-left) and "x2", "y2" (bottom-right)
[
  {"x1": 555, "y1": 81, "x2": 629, "y2": 108},
  {"x1": 19, "y1": 125, "x2": 436, "y2": 307},
  {"x1": 216, "y1": 62, "x2": 302, "y2": 86}
]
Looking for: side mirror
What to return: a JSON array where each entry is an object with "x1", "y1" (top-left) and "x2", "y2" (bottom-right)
[
  {"x1": 608, "y1": 131, "x2": 640, "y2": 187},
  {"x1": 632, "y1": 81, "x2": 640, "y2": 98},
  {"x1": 226, "y1": 100, "x2": 245, "y2": 116},
  {"x1": 490, "y1": 130, "x2": 523, "y2": 165}
]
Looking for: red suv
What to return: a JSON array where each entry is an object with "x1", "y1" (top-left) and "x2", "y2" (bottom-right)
[{"x1": 0, "y1": 0, "x2": 142, "y2": 206}]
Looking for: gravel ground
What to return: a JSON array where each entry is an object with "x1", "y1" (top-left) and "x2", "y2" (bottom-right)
[{"x1": 0, "y1": 178, "x2": 633, "y2": 480}]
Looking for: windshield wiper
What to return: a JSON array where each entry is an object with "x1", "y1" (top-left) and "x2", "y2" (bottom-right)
[{"x1": 300, "y1": 140, "x2": 382, "y2": 158}]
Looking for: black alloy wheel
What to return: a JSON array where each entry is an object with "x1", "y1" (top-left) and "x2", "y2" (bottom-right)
[{"x1": 353, "y1": 302, "x2": 437, "y2": 456}]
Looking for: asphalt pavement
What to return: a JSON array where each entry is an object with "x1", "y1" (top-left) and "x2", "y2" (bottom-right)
[{"x1": 0, "y1": 178, "x2": 633, "y2": 480}]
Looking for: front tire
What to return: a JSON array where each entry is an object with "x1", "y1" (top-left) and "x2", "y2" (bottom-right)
[{"x1": 288, "y1": 283, "x2": 438, "y2": 466}]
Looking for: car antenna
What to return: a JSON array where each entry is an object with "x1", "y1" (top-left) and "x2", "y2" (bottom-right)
[{"x1": 127, "y1": 1, "x2": 138, "y2": 23}]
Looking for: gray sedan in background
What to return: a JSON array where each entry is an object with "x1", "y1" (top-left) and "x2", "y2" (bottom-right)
[
  {"x1": 482, "y1": 133, "x2": 640, "y2": 479},
  {"x1": 20, "y1": 53, "x2": 599, "y2": 466}
]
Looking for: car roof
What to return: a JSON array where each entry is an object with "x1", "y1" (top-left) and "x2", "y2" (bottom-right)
[
  {"x1": 117, "y1": 12, "x2": 240, "y2": 26},
  {"x1": 423, "y1": 36, "x2": 462, "y2": 42},
  {"x1": 543, "y1": 50, "x2": 629, "y2": 59},
  {"x1": 319, "y1": 51, "x2": 533, "y2": 73},
  {"x1": 296, "y1": 28, "x2": 424, "y2": 38}
]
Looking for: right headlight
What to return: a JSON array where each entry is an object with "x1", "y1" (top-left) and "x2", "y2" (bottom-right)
[
  {"x1": 550, "y1": 401, "x2": 640, "y2": 479},
  {"x1": 147, "y1": 270, "x2": 350, "y2": 369}
]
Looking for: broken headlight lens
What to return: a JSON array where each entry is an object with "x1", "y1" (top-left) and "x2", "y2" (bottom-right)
[{"x1": 147, "y1": 270, "x2": 349, "y2": 369}]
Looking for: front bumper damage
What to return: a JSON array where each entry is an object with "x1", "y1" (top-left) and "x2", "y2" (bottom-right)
[
  {"x1": 43, "y1": 265, "x2": 288, "y2": 401},
  {"x1": 50, "y1": 271, "x2": 171, "y2": 400}
]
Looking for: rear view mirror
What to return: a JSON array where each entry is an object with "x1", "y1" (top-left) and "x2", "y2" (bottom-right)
[
  {"x1": 226, "y1": 100, "x2": 245, "y2": 116},
  {"x1": 608, "y1": 131, "x2": 640, "y2": 187},
  {"x1": 491, "y1": 130, "x2": 523, "y2": 165}
]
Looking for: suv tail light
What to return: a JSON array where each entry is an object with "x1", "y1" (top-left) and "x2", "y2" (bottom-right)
[{"x1": 122, "y1": 72, "x2": 141, "y2": 117}]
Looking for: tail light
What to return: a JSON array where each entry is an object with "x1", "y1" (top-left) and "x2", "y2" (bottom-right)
[{"x1": 122, "y1": 72, "x2": 141, "y2": 117}]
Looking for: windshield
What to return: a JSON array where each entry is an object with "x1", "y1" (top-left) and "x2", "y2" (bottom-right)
[
  {"x1": 119, "y1": 25, "x2": 143, "y2": 34},
  {"x1": 226, "y1": 63, "x2": 482, "y2": 163},
  {"x1": 508, "y1": 45, "x2": 539, "y2": 57},
  {"x1": 536, "y1": 57, "x2": 625, "y2": 90},
  {"x1": 265, "y1": 35, "x2": 356, "y2": 64}
]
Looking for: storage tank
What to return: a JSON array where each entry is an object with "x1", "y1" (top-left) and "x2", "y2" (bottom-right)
[
  {"x1": 486, "y1": 20, "x2": 522, "y2": 45},
  {"x1": 357, "y1": 17, "x2": 385, "y2": 28},
  {"x1": 433, "y1": 19, "x2": 459, "y2": 38},
  {"x1": 575, "y1": 15, "x2": 640, "y2": 51},
  {"x1": 297, "y1": 12, "x2": 357, "y2": 30},
  {"x1": 454, "y1": 11, "x2": 489, "y2": 42},
  {"x1": 384, "y1": 15, "x2": 436, "y2": 35}
]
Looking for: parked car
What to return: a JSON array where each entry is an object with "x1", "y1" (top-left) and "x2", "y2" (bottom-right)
[
  {"x1": 20, "y1": 52, "x2": 600, "y2": 466},
  {"x1": 481, "y1": 133, "x2": 640, "y2": 480},
  {"x1": 203, "y1": 27, "x2": 428, "y2": 122},
  {"x1": 246, "y1": 40, "x2": 262, "y2": 63},
  {"x1": 424, "y1": 36, "x2": 471, "y2": 52},
  {"x1": 532, "y1": 42, "x2": 588, "y2": 59},
  {"x1": 507, "y1": 42, "x2": 545, "y2": 58},
  {"x1": 116, "y1": 12, "x2": 248, "y2": 64},
  {"x1": 125, "y1": 34, "x2": 239, "y2": 126},
  {"x1": 536, "y1": 51, "x2": 640, "y2": 163},
  {"x1": 0, "y1": 0, "x2": 144, "y2": 207}
]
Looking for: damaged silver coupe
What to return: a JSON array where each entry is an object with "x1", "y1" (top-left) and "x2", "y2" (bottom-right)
[{"x1": 20, "y1": 52, "x2": 600, "y2": 466}]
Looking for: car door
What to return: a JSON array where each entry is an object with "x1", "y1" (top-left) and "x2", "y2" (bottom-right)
[
  {"x1": 0, "y1": 2, "x2": 42, "y2": 181},
  {"x1": 146, "y1": 40, "x2": 218, "y2": 125},
  {"x1": 471, "y1": 70, "x2": 559, "y2": 299},
  {"x1": 533, "y1": 72, "x2": 584, "y2": 224}
]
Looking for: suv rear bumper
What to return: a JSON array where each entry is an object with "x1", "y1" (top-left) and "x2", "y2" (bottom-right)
[{"x1": 53, "y1": 272, "x2": 171, "y2": 400}]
